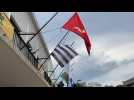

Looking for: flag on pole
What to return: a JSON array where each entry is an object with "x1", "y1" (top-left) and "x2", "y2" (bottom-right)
[
  {"x1": 51, "y1": 45, "x2": 78, "y2": 68},
  {"x1": 63, "y1": 12, "x2": 92, "y2": 55}
]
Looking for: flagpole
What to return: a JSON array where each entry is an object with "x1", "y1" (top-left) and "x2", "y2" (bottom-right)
[
  {"x1": 20, "y1": 12, "x2": 59, "y2": 50},
  {"x1": 49, "y1": 64, "x2": 59, "y2": 78},
  {"x1": 56, "y1": 31, "x2": 70, "y2": 48},
  {"x1": 54, "y1": 69, "x2": 64, "y2": 85},
  {"x1": 27, "y1": 12, "x2": 59, "y2": 44},
  {"x1": 67, "y1": 41, "x2": 75, "y2": 87}
]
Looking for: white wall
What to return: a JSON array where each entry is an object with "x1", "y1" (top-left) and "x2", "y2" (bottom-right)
[{"x1": 11, "y1": 12, "x2": 53, "y2": 75}]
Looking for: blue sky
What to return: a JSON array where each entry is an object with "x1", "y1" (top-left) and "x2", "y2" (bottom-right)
[{"x1": 34, "y1": 12, "x2": 134, "y2": 86}]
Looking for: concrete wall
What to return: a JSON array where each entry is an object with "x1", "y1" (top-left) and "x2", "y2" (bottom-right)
[{"x1": 0, "y1": 35, "x2": 50, "y2": 87}]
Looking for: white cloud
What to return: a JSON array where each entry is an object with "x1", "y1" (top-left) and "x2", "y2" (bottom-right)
[
  {"x1": 90, "y1": 60, "x2": 134, "y2": 86},
  {"x1": 70, "y1": 53, "x2": 134, "y2": 86},
  {"x1": 69, "y1": 31, "x2": 134, "y2": 85}
]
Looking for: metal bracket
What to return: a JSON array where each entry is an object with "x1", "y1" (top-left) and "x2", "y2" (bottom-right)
[
  {"x1": 37, "y1": 57, "x2": 48, "y2": 61},
  {"x1": 18, "y1": 32, "x2": 35, "y2": 36}
]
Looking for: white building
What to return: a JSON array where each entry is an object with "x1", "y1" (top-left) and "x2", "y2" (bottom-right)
[{"x1": 0, "y1": 12, "x2": 53, "y2": 87}]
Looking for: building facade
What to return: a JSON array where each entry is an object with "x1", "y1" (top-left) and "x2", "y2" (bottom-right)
[{"x1": 0, "y1": 12, "x2": 53, "y2": 87}]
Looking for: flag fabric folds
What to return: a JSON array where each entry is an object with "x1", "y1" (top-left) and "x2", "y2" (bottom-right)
[
  {"x1": 51, "y1": 45, "x2": 78, "y2": 68},
  {"x1": 63, "y1": 12, "x2": 92, "y2": 55}
]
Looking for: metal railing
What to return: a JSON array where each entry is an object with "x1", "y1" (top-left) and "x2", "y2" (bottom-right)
[
  {"x1": 13, "y1": 28, "x2": 54, "y2": 86},
  {"x1": 13, "y1": 32, "x2": 38, "y2": 68},
  {"x1": 13, "y1": 31, "x2": 52, "y2": 85}
]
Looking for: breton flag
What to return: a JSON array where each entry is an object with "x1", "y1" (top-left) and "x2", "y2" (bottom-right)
[
  {"x1": 63, "y1": 12, "x2": 92, "y2": 55},
  {"x1": 51, "y1": 45, "x2": 78, "y2": 68}
]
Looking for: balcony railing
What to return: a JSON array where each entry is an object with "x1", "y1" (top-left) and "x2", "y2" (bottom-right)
[
  {"x1": 13, "y1": 32, "x2": 39, "y2": 68},
  {"x1": 12, "y1": 30, "x2": 52, "y2": 86}
]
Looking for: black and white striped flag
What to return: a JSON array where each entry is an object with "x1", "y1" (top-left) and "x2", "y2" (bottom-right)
[{"x1": 51, "y1": 45, "x2": 78, "y2": 68}]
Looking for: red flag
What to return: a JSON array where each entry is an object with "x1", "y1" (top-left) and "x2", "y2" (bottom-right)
[{"x1": 63, "y1": 12, "x2": 91, "y2": 55}]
